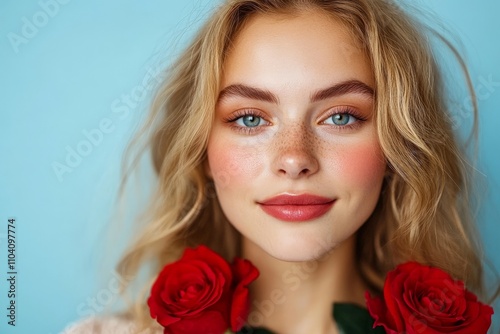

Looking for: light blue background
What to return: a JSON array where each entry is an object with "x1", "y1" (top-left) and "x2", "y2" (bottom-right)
[{"x1": 1, "y1": 0, "x2": 499, "y2": 333}]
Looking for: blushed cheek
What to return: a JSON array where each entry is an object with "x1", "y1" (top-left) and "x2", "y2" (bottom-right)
[
  {"x1": 330, "y1": 142, "x2": 386, "y2": 191},
  {"x1": 207, "y1": 138, "x2": 265, "y2": 190}
]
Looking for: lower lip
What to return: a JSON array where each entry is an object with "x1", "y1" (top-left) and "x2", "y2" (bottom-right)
[{"x1": 259, "y1": 201, "x2": 335, "y2": 222}]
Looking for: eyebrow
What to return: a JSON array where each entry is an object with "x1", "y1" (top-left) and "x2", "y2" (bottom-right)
[
  {"x1": 218, "y1": 84, "x2": 278, "y2": 104},
  {"x1": 310, "y1": 79, "x2": 374, "y2": 102},
  {"x1": 217, "y1": 80, "x2": 374, "y2": 104}
]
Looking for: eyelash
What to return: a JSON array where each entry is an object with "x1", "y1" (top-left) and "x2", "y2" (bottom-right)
[
  {"x1": 223, "y1": 107, "x2": 367, "y2": 134},
  {"x1": 223, "y1": 109, "x2": 270, "y2": 134},
  {"x1": 320, "y1": 107, "x2": 368, "y2": 131}
]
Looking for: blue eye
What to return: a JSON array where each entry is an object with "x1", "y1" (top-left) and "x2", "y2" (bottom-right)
[
  {"x1": 236, "y1": 115, "x2": 263, "y2": 127},
  {"x1": 324, "y1": 113, "x2": 357, "y2": 126},
  {"x1": 224, "y1": 110, "x2": 271, "y2": 134}
]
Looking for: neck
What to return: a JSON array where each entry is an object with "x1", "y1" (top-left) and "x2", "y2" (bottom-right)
[{"x1": 242, "y1": 235, "x2": 367, "y2": 334}]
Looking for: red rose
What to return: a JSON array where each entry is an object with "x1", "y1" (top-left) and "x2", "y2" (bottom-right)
[
  {"x1": 147, "y1": 245, "x2": 259, "y2": 334},
  {"x1": 365, "y1": 262, "x2": 494, "y2": 334},
  {"x1": 230, "y1": 258, "x2": 259, "y2": 330}
]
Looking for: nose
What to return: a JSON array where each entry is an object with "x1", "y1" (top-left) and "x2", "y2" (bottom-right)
[{"x1": 271, "y1": 125, "x2": 319, "y2": 179}]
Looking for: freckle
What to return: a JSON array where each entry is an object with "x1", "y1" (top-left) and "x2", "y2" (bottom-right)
[{"x1": 273, "y1": 124, "x2": 326, "y2": 152}]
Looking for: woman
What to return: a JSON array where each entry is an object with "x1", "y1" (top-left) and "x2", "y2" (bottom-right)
[{"x1": 64, "y1": 0, "x2": 495, "y2": 333}]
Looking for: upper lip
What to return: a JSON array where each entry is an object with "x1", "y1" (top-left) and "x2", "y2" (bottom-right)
[{"x1": 258, "y1": 193, "x2": 335, "y2": 206}]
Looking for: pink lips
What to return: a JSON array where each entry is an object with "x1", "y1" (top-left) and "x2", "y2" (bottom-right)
[{"x1": 257, "y1": 194, "x2": 335, "y2": 222}]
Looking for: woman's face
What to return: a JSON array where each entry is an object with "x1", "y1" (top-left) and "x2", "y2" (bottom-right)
[{"x1": 206, "y1": 9, "x2": 386, "y2": 261}]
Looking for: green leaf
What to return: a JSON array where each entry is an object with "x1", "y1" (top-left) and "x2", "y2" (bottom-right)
[
  {"x1": 236, "y1": 326, "x2": 275, "y2": 334},
  {"x1": 236, "y1": 302, "x2": 385, "y2": 334},
  {"x1": 333, "y1": 303, "x2": 386, "y2": 334}
]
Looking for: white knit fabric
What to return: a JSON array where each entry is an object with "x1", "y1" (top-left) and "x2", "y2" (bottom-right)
[{"x1": 61, "y1": 316, "x2": 163, "y2": 334}]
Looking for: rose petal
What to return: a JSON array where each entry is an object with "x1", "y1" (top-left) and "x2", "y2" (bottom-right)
[
  {"x1": 366, "y1": 262, "x2": 494, "y2": 334},
  {"x1": 183, "y1": 246, "x2": 233, "y2": 290},
  {"x1": 230, "y1": 258, "x2": 259, "y2": 331},
  {"x1": 386, "y1": 268, "x2": 410, "y2": 331},
  {"x1": 147, "y1": 245, "x2": 234, "y2": 331},
  {"x1": 148, "y1": 294, "x2": 181, "y2": 327},
  {"x1": 160, "y1": 262, "x2": 221, "y2": 314},
  {"x1": 365, "y1": 291, "x2": 400, "y2": 334},
  {"x1": 164, "y1": 310, "x2": 229, "y2": 334}
]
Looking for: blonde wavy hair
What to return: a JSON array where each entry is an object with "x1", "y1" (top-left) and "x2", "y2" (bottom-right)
[{"x1": 114, "y1": 0, "x2": 492, "y2": 329}]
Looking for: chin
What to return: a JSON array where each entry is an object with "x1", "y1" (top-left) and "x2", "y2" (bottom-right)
[{"x1": 259, "y1": 234, "x2": 341, "y2": 263}]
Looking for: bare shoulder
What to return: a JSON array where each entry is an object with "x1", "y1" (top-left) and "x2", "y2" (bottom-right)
[{"x1": 61, "y1": 315, "x2": 162, "y2": 334}]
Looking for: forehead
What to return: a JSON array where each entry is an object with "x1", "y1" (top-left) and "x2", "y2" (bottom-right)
[{"x1": 222, "y1": 9, "x2": 374, "y2": 91}]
